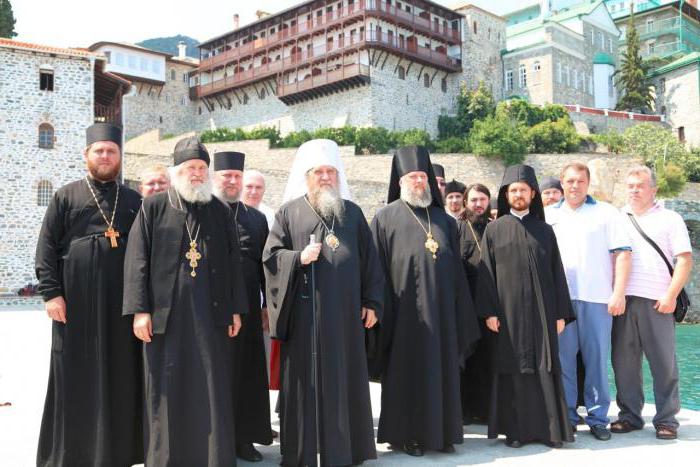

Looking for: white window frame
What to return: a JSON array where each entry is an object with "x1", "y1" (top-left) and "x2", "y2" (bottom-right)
[
  {"x1": 519, "y1": 64, "x2": 527, "y2": 88},
  {"x1": 505, "y1": 69, "x2": 513, "y2": 91}
]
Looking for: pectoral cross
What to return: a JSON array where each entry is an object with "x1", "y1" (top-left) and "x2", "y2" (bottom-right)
[
  {"x1": 425, "y1": 233, "x2": 439, "y2": 261},
  {"x1": 105, "y1": 227, "x2": 120, "y2": 248},
  {"x1": 185, "y1": 240, "x2": 202, "y2": 277}
]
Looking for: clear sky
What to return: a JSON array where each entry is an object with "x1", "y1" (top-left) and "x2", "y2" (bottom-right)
[{"x1": 12, "y1": 0, "x2": 530, "y2": 48}]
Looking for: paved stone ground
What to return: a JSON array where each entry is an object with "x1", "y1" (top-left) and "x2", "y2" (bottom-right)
[{"x1": 1, "y1": 309, "x2": 699, "y2": 467}]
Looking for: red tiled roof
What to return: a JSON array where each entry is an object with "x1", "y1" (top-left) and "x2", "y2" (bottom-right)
[{"x1": 0, "y1": 38, "x2": 98, "y2": 59}]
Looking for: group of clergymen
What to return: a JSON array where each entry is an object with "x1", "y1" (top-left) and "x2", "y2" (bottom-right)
[{"x1": 34, "y1": 122, "x2": 692, "y2": 467}]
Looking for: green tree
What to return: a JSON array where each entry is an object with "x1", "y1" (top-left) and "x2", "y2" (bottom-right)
[
  {"x1": 0, "y1": 0, "x2": 17, "y2": 38},
  {"x1": 615, "y1": 15, "x2": 653, "y2": 112},
  {"x1": 469, "y1": 114, "x2": 527, "y2": 165}
]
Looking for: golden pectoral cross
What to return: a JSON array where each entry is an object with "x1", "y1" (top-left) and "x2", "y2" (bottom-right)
[
  {"x1": 185, "y1": 241, "x2": 202, "y2": 277},
  {"x1": 425, "y1": 233, "x2": 439, "y2": 260},
  {"x1": 105, "y1": 227, "x2": 120, "y2": 248}
]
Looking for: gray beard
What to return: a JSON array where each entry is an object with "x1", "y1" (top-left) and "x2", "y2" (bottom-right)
[
  {"x1": 213, "y1": 185, "x2": 240, "y2": 204},
  {"x1": 308, "y1": 186, "x2": 345, "y2": 222},
  {"x1": 171, "y1": 173, "x2": 213, "y2": 204},
  {"x1": 400, "y1": 184, "x2": 432, "y2": 208}
]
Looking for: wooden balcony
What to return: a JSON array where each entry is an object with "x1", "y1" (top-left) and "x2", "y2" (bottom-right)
[
  {"x1": 197, "y1": 0, "x2": 460, "y2": 73},
  {"x1": 194, "y1": 29, "x2": 460, "y2": 99},
  {"x1": 277, "y1": 63, "x2": 371, "y2": 104}
]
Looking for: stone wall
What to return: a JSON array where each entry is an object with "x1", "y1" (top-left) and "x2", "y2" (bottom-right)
[
  {"x1": 123, "y1": 60, "x2": 197, "y2": 140},
  {"x1": 652, "y1": 64, "x2": 700, "y2": 148},
  {"x1": 567, "y1": 109, "x2": 668, "y2": 134},
  {"x1": 0, "y1": 48, "x2": 94, "y2": 294},
  {"x1": 664, "y1": 199, "x2": 700, "y2": 322},
  {"x1": 457, "y1": 5, "x2": 506, "y2": 99}
]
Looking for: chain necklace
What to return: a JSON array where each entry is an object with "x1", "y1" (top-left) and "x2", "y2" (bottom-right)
[
  {"x1": 176, "y1": 192, "x2": 202, "y2": 277},
  {"x1": 304, "y1": 195, "x2": 340, "y2": 251},
  {"x1": 402, "y1": 201, "x2": 439, "y2": 260},
  {"x1": 84, "y1": 177, "x2": 121, "y2": 248},
  {"x1": 466, "y1": 220, "x2": 482, "y2": 259}
]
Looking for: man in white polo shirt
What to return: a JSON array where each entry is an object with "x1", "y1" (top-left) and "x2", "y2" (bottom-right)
[
  {"x1": 545, "y1": 161, "x2": 632, "y2": 441},
  {"x1": 610, "y1": 166, "x2": 693, "y2": 441}
]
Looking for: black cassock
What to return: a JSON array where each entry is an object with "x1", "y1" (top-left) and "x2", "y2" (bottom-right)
[
  {"x1": 263, "y1": 196, "x2": 383, "y2": 467},
  {"x1": 370, "y1": 201, "x2": 480, "y2": 450},
  {"x1": 123, "y1": 190, "x2": 248, "y2": 466},
  {"x1": 476, "y1": 214, "x2": 575, "y2": 444},
  {"x1": 228, "y1": 201, "x2": 273, "y2": 446},
  {"x1": 457, "y1": 218, "x2": 493, "y2": 423},
  {"x1": 35, "y1": 178, "x2": 143, "y2": 467}
]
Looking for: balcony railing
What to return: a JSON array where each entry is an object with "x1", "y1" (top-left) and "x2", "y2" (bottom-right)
[
  {"x1": 627, "y1": 17, "x2": 700, "y2": 48},
  {"x1": 278, "y1": 63, "x2": 370, "y2": 98},
  {"x1": 198, "y1": 0, "x2": 460, "y2": 72},
  {"x1": 94, "y1": 103, "x2": 122, "y2": 126},
  {"x1": 195, "y1": 29, "x2": 460, "y2": 98}
]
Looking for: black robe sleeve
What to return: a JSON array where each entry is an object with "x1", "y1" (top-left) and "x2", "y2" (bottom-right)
[
  {"x1": 262, "y1": 207, "x2": 302, "y2": 341},
  {"x1": 35, "y1": 192, "x2": 65, "y2": 302},
  {"x1": 122, "y1": 204, "x2": 152, "y2": 316},
  {"x1": 227, "y1": 207, "x2": 249, "y2": 316},
  {"x1": 449, "y1": 218, "x2": 480, "y2": 362},
  {"x1": 358, "y1": 214, "x2": 384, "y2": 319},
  {"x1": 474, "y1": 225, "x2": 502, "y2": 320},
  {"x1": 260, "y1": 221, "x2": 270, "y2": 310},
  {"x1": 550, "y1": 230, "x2": 575, "y2": 324}
]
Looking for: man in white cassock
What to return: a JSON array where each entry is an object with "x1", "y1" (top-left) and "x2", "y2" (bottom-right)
[{"x1": 263, "y1": 139, "x2": 384, "y2": 466}]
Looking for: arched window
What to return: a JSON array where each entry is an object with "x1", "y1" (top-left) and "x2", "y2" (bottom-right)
[
  {"x1": 423, "y1": 73, "x2": 430, "y2": 88},
  {"x1": 38, "y1": 123, "x2": 54, "y2": 149},
  {"x1": 243, "y1": 94, "x2": 249, "y2": 105},
  {"x1": 37, "y1": 180, "x2": 53, "y2": 206},
  {"x1": 397, "y1": 65, "x2": 405, "y2": 80},
  {"x1": 473, "y1": 21, "x2": 477, "y2": 34},
  {"x1": 260, "y1": 87, "x2": 267, "y2": 99},
  {"x1": 441, "y1": 77, "x2": 447, "y2": 93}
]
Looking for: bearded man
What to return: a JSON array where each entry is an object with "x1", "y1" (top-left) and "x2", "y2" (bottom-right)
[
  {"x1": 371, "y1": 146, "x2": 480, "y2": 457},
  {"x1": 123, "y1": 136, "x2": 248, "y2": 466},
  {"x1": 212, "y1": 152, "x2": 272, "y2": 462},
  {"x1": 35, "y1": 123, "x2": 143, "y2": 467},
  {"x1": 263, "y1": 139, "x2": 384, "y2": 466},
  {"x1": 457, "y1": 182, "x2": 493, "y2": 424}
]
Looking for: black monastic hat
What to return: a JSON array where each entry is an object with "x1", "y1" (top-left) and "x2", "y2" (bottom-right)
[
  {"x1": 387, "y1": 146, "x2": 444, "y2": 208},
  {"x1": 213, "y1": 151, "x2": 245, "y2": 171},
  {"x1": 173, "y1": 136, "x2": 210, "y2": 166},
  {"x1": 540, "y1": 176, "x2": 563, "y2": 193},
  {"x1": 445, "y1": 179, "x2": 466, "y2": 196},
  {"x1": 86, "y1": 122, "x2": 122, "y2": 148},
  {"x1": 432, "y1": 164, "x2": 445, "y2": 179},
  {"x1": 497, "y1": 164, "x2": 545, "y2": 220}
]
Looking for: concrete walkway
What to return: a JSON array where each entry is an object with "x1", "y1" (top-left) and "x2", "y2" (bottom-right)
[{"x1": 1, "y1": 309, "x2": 698, "y2": 466}]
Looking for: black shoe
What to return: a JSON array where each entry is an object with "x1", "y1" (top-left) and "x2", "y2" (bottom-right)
[
  {"x1": 236, "y1": 443, "x2": 263, "y2": 462},
  {"x1": 403, "y1": 440, "x2": 424, "y2": 457},
  {"x1": 440, "y1": 444, "x2": 455, "y2": 453},
  {"x1": 590, "y1": 425, "x2": 611, "y2": 441},
  {"x1": 571, "y1": 424, "x2": 577, "y2": 433},
  {"x1": 505, "y1": 438, "x2": 522, "y2": 448},
  {"x1": 547, "y1": 441, "x2": 563, "y2": 448}
]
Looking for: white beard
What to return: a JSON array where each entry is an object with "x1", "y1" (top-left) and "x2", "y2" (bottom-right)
[
  {"x1": 170, "y1": 170, "x2": 213, "y2": 204},
  {"x1": 309, "y1": 185, "x2": 345, "y2": 222},
  {"x1": 400, "y1": 183, "x2": 432, "y2": 208}
]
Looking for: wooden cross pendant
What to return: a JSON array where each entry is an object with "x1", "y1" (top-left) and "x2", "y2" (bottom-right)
[
  {"x1": 185, "y1": 240, "x2": 202, "y2": 277},
  {"x1": 105, "y1": 227, "x2": 120, "y2": 248}
]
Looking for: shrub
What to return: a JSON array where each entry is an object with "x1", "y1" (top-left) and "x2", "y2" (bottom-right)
[
  {"x1": 679, "y1": 148, "x2": 700, "y2": 182},
  {"x1": 312, "y1": 126, "x2": 357, "y2": 147},
  {"x1": 469, "y1": 115, "x2": 527, "y2": 165},
  {"x1": 438, "y1": 115, "x2": 462, "y2": 139},
  {"x1": 354, "y1": 127, "x2": 394, "y2": 154},
  {"x1": 247, "y1": 127, "x2": 281, "y2": 147},
  {"x1": 591, "y1": 130, "x2": 626, "y2": 154},
  {"x1": 654, "y1": 161, "x2": 686, "y2": 198},
  {"x1": 434, "y1": 137, "x2": 470, "y2": 154},
  {"x1": 200, "y1": 127, "x2": 245, "y2": 143},
  {"x1": 525, "y1": 118, "x2": 580, "y2": 153},
  {"x1": 278, "y1": 130, "x2": 313, "y2": 148},
  {"x1": 394, "y1": 129, "x2": 433, "y2": 149}
]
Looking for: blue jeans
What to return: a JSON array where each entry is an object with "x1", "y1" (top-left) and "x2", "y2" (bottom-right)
[{"x1": 558, "y1": 300, "x2": 612, "y2": 427}]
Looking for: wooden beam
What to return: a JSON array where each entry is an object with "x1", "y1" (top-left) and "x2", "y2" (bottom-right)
[
  {"x1": 416, "y1": 64, "x2": 425, "y2": 81},
  {"x1": 380, "y1": 51, "x2": 389, "y2": 70},
  {"x1": 405, "y1": 60, "x2": 414, "y2": 76},
  {"x1": 430, "y1": 69, "x2": 438, "y2": 86},
  {"x1": 231, "y1": 89, "x2": 242, "y2": 104}
]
